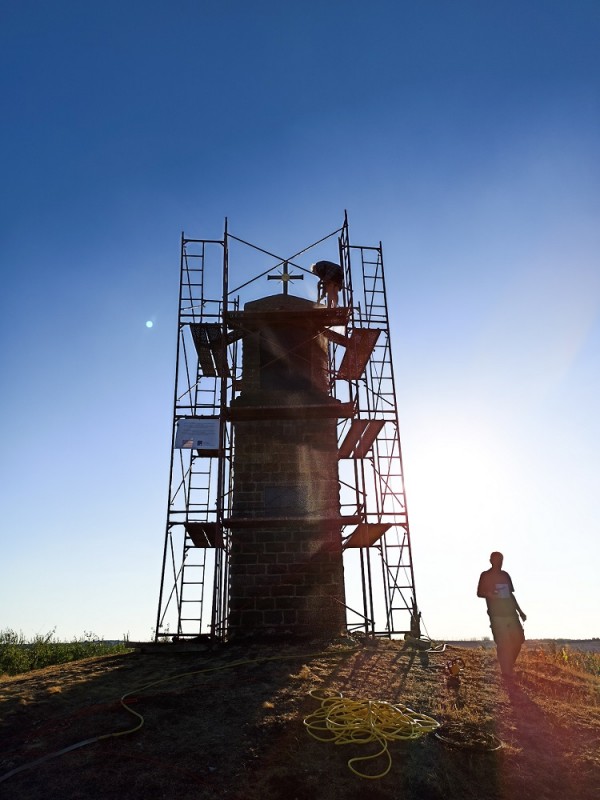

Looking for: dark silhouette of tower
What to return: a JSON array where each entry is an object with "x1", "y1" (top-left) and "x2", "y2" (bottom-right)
[
  {"x1": 226, "y1": 293, "x2": 348, "y2": 636},
  {"x1": 155, "y1": 215, "x2": 420, "y2": 642}
]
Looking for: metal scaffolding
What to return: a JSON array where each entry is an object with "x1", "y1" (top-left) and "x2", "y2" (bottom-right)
[{"x1": 154, "y1": 214, "x2": 420, "y2": 640}]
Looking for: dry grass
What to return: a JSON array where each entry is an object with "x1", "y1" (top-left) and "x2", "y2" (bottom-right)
[{"x1": 0, "y1": 636, "x2": 598, "y2": 800}]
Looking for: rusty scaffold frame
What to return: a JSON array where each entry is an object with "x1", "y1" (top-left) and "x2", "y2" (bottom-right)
[{"x1": 154, "y1": 213, "x2": 420, "y2": 640}]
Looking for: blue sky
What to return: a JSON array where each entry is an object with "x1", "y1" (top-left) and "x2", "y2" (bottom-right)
[{"x1": 1, "y1": 1, "x2": 599, "y2": 641}]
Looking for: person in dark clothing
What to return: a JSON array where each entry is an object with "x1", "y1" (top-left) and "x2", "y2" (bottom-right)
[
  {"x1": 311, "y1": 261, "x2": 344, "y2": 308},
  {"x1": 477, "y1": 552, "x2": 527, "y2": 677}
]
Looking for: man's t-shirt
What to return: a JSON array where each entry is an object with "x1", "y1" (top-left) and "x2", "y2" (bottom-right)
[{"x1": 477, "y1": 569, "x2": 516, "y2": 617}]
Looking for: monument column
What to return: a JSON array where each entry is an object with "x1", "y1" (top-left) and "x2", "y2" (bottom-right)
[{"x1": 226, "y1": 293, "x2": 350, "y2": 637}]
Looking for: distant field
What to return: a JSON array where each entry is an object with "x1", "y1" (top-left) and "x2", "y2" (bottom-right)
[
  {"x1": 2, "y1": 630, "x2": 598, "y2": 677},
  {"x1": 0, "y1": 630, "x2": 130, "y2": 677},
  {"x1": 448, "y1": 639, "x2": 600, "y2": 653}
]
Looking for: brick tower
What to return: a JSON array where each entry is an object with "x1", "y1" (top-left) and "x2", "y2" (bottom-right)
[{"x1": 227, "y1": 293, "x2": 348, "y2": 637}]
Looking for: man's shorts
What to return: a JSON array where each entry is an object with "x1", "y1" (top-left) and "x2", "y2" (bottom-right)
[{"x1": 490, "y1": 615, "x2": 525, "y2": 649}]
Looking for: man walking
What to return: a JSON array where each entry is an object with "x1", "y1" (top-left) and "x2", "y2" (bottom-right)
[{"x1": 477, "y1": 552, "x2": 527, "y2": 678}]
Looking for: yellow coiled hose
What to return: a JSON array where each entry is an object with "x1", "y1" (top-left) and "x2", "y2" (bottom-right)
[{"x1": 303, "y1": 689, "x2": 439, "y2": 779}]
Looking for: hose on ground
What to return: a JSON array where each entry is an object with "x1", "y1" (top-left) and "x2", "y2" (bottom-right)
[{"x1": 303, "y1": 688, "x2": 439, "y2": 780}]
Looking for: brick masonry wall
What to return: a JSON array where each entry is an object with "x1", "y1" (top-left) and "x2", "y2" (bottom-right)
[
  {"x1": 228, "y1": 522, "x2": 346, "y2": 636},
  {"x1": 229, "y1": 417, "x2": 346, "y2": 637},
  {"x1": 228, "y1": 294, "x2": 346, "y2": 637}
]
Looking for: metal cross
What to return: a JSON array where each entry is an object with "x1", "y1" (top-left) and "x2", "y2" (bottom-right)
[{"x1": 267, "y1": 261, "x2": 304, "y2": 295}]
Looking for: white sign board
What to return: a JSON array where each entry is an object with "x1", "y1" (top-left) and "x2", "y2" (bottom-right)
[{"x1": 175, "y1": 418, "x2": 220, "y2": 450}]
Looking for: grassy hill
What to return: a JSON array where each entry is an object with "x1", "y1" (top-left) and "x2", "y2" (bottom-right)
[{"x1": 1, "y1": 636, "x2": 598, "y2": 799}]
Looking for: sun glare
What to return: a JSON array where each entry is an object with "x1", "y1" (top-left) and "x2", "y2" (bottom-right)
[{"x1": 407, "y1": 416, "x2": 518, "y2": 545}]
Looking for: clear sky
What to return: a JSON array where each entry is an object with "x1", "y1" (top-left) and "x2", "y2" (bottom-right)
[{"x1": 1, "y1": 1, "x2": 599, "y2": 642}]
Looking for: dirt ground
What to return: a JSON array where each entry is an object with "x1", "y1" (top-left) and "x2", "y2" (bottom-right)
[{"x1": 1, "y1": 636, "x2": 598, "y2": 800}]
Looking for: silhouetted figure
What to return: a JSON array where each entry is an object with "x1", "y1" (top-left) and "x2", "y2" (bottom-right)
[
  {"x1": 311, "y1": 261, "x2": 343, "y2": 308},
  {"x1": 477, "y1": 552, "x2": 527, "y2": 678}
]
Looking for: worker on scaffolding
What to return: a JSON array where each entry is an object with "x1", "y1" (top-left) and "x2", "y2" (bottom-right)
[{"x1": 311, "y1": 260, "x2": 344, "y2": 308}]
